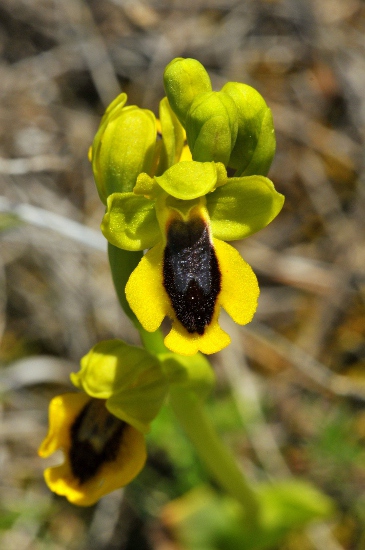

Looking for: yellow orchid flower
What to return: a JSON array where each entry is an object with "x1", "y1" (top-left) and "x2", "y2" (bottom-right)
[
  {"x1": 125, "y1": 193, "x2": 259, "y2": 355},
  {"x1": 104, "y1": 160, "x2": 282, "y2": 356},
  {"x1": 38, "y1": 393, "x2": 146, "y2": 506}
]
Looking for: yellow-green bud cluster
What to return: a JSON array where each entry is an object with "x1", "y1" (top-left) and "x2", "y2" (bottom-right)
[{"x1": 164, "y1": 58, "x2": 276, "y2": 176}]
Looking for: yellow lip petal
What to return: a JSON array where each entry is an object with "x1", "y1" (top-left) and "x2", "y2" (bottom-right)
[
  {"x1": 39, "y1": 394, "x2": 147, "y2": 507},
  {"x1": 163, "y1": 239, "x2": 259, "y2": 354},
  {"x1": 164, "y1": 316, "x2": 231, "y2": 356},
  {"x1": 125, "y1": 242, "x2": 171, "y2": 332},
  {"x1": 44, "y1": 424, "x2": 146, "y2": 507},
  {"x1": 214, "y1": 238, "x2": 259, "y2": 325},
  {"x1": 125, "y1": 226, "x2": 259, "y2": 354}
]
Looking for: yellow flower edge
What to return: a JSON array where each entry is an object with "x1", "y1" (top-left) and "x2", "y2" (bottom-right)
[
  {"x1": 125, "y1": 242, "x2": 171, "y2": 332},
  {"x1": 164, "y1": 310, "x2": 231, "y2": 356},
  {"x1": 214, "y1": 238, "x2": 259, "y2": 326},
  {"x1": 38, "y1": 393, "x2": 147, "y2": 506},
  {"x1": 125, "y1": 237, "x2": 259, "y2": 356}
]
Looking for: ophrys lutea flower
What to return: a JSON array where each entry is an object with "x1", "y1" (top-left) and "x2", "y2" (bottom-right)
[
  {"x1": 39, "y1": 339, "x2": 168, "y2": 505},
  {"x1": 103, "y1": 161, "x2": 284, "y2": 355},
  {"x1": 38, "y1": 393, "x2": 146, "y2": 506}
]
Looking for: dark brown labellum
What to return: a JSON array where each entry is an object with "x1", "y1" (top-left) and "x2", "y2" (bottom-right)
[
  {"x1": 70, "y1": 399, "x2": 126, "y2": 485},
  {"x1": 163, "y1": 217, "x2": 221, "y2": 335}
]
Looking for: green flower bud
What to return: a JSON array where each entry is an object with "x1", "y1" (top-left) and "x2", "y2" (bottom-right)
[
  {"x1": 163, "y1": 58, "x2": 212, "y2": 126},
  {"x1": 185, "y1": 91, "x2": 238, "y2": 166},
  {"x1": 90, "y1": 93, "x2": 157, "y2": 204},
  {"x1": 71, "y1": 339, "x2": 168, "y2": 434},
  {"x1": 221, "y1": 82, "x2": 276, "y2": 176}
]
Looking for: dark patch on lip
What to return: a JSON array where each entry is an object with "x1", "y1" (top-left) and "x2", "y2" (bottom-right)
[
  {"x1": 163, "y1": 217, "x2": 221, "y2": 335},
  {"x1": 69, "y1": 400, "x2": 126, "y2": 485}
]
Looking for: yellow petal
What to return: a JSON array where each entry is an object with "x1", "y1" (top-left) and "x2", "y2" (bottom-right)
[
  {"x1": 164, "y1": 313, "x2": 231, "y2": 356},
  {"x1": 125, "y1": 243, "x2": 171, "y2": 332},
  {"x1": 214, "y1": 238, "x2": 259, "y2": 325},
  {"x1": 38, "y1": 393, "x2": 90, "y2": 458}
]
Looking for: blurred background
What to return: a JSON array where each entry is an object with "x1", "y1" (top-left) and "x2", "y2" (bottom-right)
[{"x1": 0, "y1": 0, "x2": 365, "y2": 548}]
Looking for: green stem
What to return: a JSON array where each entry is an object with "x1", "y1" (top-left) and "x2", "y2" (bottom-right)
[
  {"x1": 108, "y1": 243, "x2": 143, "y2": 325},
  {"x1": 169, "y1": 386, "x2": 260, "y2": 525},
  {"x1": 139, "y1": 326, "x2": 167, "y2": 355}
]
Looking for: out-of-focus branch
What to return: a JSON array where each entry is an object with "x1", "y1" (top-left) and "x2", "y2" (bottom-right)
[{"x1": 0, "y1": 196, "x2": 106, "y2": 251}]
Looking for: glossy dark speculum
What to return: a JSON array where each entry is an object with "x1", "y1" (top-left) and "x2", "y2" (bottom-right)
[
  {"x1": 69, "y1": 400, "x2": 126, "y2": 485},
  {"x1": 163, "y1": 217, "x2": 221, "y2": 334}
]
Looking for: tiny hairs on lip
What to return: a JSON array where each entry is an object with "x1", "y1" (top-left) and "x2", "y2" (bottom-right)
[{"x1": 163, "y1": 217, "x2": 221, "y2": 335}]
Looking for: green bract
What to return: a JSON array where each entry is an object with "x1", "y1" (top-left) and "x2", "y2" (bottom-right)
[
  {"x1": 185, "y1": 91, "x2": 238, "y2": 165},
  {"x1": 163, "y1": 58, "x2": 212, "y2": 126},
  {"x1": 71, "y1": 339, "x2": 168, "y2": 434},
  {"x1": 90, "y1": 94, "x2": 157, "y2": 204},
  {"x1": 222, "y1": 82, "x2": 276, "y2": 176}
]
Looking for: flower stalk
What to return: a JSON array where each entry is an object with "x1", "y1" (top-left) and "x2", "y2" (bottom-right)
[{"x1": 168, "y1": 386, "x2": 260, "y2": 525}]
